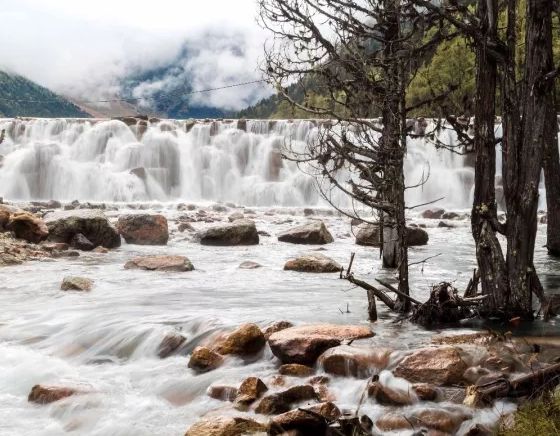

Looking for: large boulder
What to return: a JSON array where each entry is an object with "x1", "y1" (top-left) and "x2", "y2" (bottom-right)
[
  {"x1": 198, "y1": 219, "x2": 259, "y2": 246},
  {"x1": 278, "y1": 221, "x2": 334, "y2": 244},
  {"x1": 268, "y1": 324, "x2": 374, "y2": 365},
  {"x1": 116, "y1": 214, "x2": 169, "y2": 245},
  {"x1": 394, "y1": 347, "x2": 468, "y2": 385},
  {"x1": 6, "y1": 212, "x2": 49, "y2": 243},
  {"x1": 212, "y1": 323, "x2": 266, "y2": 356},
  {"x1": 184, "y1": 416, "x2": 265, "y2": 436},
  {"x1": 28, "y1": 385, "x2": 78, "y2": 404},
  {"x1": 269, "y1": 402, "x2": 341, "y2": 435},
  {"x1": 319, "y1": 345, "x2": 391, "y2": 378},
  {"x1": 284, "y1": 253, "x2": 342, "y2": 273},
  {"x1": 124, "y1": 255, "x2": 194, "y2": 272},
  {"x1": 355, "y1": 224, "x2": 428, "y2": 246},
  {"x1": 44, "y1": 209, "x2": 121, "y2": 248}
]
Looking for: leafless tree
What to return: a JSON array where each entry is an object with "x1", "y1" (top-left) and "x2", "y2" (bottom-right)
[{"x1": 259, "y1": 0, "x2": 458, "y2": 312}]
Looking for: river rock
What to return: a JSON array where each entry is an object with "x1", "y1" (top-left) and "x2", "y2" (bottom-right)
[
  {"x1": 376, "y1": 408, "x2": 470, "y2": 433},
  {"x1": 355, "y1": 224, "x2": 429, "y2": 246},
  {"x1": 184, "y1": 416, "x2": 265, "y2": 436},
  {"x1": 6, "y1": 212, "x2": 49, "y2": 243},
  {"x1": 278, "y1": 221, "x2": 334, "y2": 244},
  {"x1": 421, "y1": 208, "x2": 446, "y2": 219},
  {"x1": 263, "y1": 321, "x2": 294, "y2": 340},
  {"x1": 268, "y1": 324, "x2": 374, "y2": 365},
  {"x1": 442, "y1": 211, "x2": 460, "y2": 220},
  {"x1": 367, "y1": 380, "x2": 415, "y2": 406},
  {"x1": 124, "y1": 255, "x2": 194, "y2": 272},
  {"x1": 238, "y1": 261, "x2": 261, "y2": 269},
  {"x1": 268, "y1": 402, "x2": 341, "y2": 435},
  {"x1": 28, "y1": 385, "x2": 78, "y2": 404},
  {"x1": 228, "y1": 212, "x2": 244, "y2": 222},
  {"x1": 207, "y1": 385, "x2": 238, "y2": 402},
  {"x1": 116, "y1": 214, "x2": 169, "y2": 245},
  {"x1": 188, "y1": 346, "x2": 224, "y2": 373},
  {"x1": 319, "y1": 345, "x2": 391, "y2": 378},
  {"x1": 44, "y1": 209, "x2": 121, "y2": 248},
  {"x1": 234, "y1": 377, "x2": 268, "y2": 406},
  {"x1": 212, "y1": 323, "x2": 265, "y2": 356},
  {"x1": 283, "y1": 253, "x2": 342, "y2": 273},
  {"x1": 255, "y1": 385, "x2": 318, "y2": 415},
  {"x1": 178, "y1": 222, "x2": 195, "y2": 232},
  {"x1": 394, "y1": 347, "x2": 468, "y2": 385},
  {"x1": 198, "y1": 219, "x2": 259, "y2": 246},
  {"x1": 70, "y1": 233, "x2": 95, "y2": 251},
  {"x1": 60, "y1": 276, "x2": 94, "y2": 291},
  {"x1": 157, "y1": 332, "x2": 187, "y2": 358},
  {"x1": 413, "y1": 383, "x2": 439, "y2": 401},
  {"x1": 279, "y1": 364, "x2": 315, "y2": 377}
]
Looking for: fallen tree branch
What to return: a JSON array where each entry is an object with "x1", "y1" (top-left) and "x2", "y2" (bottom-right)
[{"x1": 375, "y1": 278, "x2": 422, "y2": 305}]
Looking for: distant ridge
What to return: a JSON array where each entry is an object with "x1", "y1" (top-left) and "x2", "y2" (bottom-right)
[{"x1": 0, "y1": 70, "x2": 90, "y2": 118}]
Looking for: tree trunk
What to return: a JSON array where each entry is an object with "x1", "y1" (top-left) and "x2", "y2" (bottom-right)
[
  {"x1": 502, "y1": 0, "x2": 553, "y2": 317},
  {"x1": 380, "y1": 0, "x2": 410, "y2": 311},
  {"x1": 471, "y1": 0, "x2": 509, "y2": 316},
  {"x1": 543, "y1": 102, "x2": 560, "y2": 256}
]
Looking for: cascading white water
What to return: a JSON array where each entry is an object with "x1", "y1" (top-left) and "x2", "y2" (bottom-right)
[{"x1": 0, "y1": 117, "x2": 475, "y2": 208}]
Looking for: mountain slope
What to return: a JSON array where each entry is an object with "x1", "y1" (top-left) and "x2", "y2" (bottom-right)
[{"x1": 0, "y1": 71, "x2": 90, "y2": 118}]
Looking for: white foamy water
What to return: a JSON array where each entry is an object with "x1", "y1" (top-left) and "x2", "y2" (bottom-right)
[
  {"x1": 0, "y1": 118, "x2": 478, "y2": 210},
  {"x1": 0, "y1": 205, "x2": 558, "y2": 435}
]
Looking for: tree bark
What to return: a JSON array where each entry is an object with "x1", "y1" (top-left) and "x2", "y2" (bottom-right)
[
  {"x1": 502, "y1": 0, "x2": 554, "y2": 317},
  {"x1": 543, "y1": 101, "x2": 560, "y2": 257},
  {"x1": 471, "y1": 0, "x2": 509, "y2": 316}
]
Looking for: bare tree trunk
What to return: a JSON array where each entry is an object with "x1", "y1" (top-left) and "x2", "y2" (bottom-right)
[
  {"x1": 502, "y1": 0, "x2": 554, "y2": 317},
  {"x1": 543, "y1": 102, "x2": 560, "y2": 257},
  {"x1": 471, "y1": 0, "x2": 509, "y2": 316}
]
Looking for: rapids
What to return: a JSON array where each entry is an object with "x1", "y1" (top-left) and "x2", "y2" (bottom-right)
[{"x1": 0, "y1": 204, "x2": 558, "y2": 435}]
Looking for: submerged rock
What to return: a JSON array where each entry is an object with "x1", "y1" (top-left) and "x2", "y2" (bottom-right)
[
  {"x1": 6, "y1": 211, "x2": 49, "y2": 243},
  {"x1": 212, "y1": 323, "x2": 266, "y2": 356},
  {"x1": 421, "y1": 208, "x2": 446, "y2": 219},
  {"x1": 255, "y1": 384, "x2": 318, "y2": 415},
  {"x1": 124, "y1": 255, "x2": 194, "y2": 272},
  {"x1": 60, "y1": 276, "x2": 94, "y2": 291},
  {"x1": 44, "y1": 209, "x2": 121, "y2": 248},
  {"x1": 376, "y1": 408, "x2": 470, "y2": 433},
  {"x1": 269, "y1": 402, "x2": 341, "y2": 435},
  {"x1": 28, "y1": 385, "x2": 78, "y2": 404},
  {"x1": 184, "y1": 416, "x2": 265, "y2": 436},
  {"x1": 188, "y1": 346, "x2": 224, "y2": 373},
  {"x1": 278, "y1": 221, "x2": 334, "y2": 244},
  {"x1": 157, "y1": 332, "x2": 187, "y2": 358},
  {"x1": 238, "y1": 261, "x2": 261, "y2": 269},
  {"x1": 319, "y1": 345, "x2": 391, "y2": 378},
  {"x1": 207, "y1": 385, "x2": 238, "y2": 402},
  {"x1": 116, "y1": 214, "x2": 169, "y2": 245},
  {"x1": 268, "y1": 324, "x2": 374, "y2": 365},
  {"x1": 198, "y1": 219, "x2": 259, "y2": 246},
  {"x1": 284, "y1": 253, "x2": 341, "y2": 273},
  {"x1": 394, "y1": 347, "x2": 468, "y2": 385}
]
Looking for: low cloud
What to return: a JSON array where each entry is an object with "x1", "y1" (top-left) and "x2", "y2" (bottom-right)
[{"x1": 0, "y1": 0, "x2": 273, "y2": 110}]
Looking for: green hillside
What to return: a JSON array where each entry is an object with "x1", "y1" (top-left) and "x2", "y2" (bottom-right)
[{"x1": 0, "y1": 71, "x2": 89, "y2": 118}]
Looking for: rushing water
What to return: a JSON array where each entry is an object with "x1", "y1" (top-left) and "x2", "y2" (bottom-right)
[
  {"x1": 0, "y1": 118, "x2": 559, "y2": 435},
  {"x1": 0, "y1": 118, "x2": 477, "y2": 209}
]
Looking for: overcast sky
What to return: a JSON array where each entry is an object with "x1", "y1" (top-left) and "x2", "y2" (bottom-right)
[{"x1": 0, "y1": 0, "x2": 272, "y2": 110}]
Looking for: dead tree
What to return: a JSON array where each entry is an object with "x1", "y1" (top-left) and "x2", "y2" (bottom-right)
[
  {"x1": 259, "y1": 0, "x2": 456, "y2": 311},
  {"x1": 415, "y1": 0, "x2": 556, "y2": 319}
]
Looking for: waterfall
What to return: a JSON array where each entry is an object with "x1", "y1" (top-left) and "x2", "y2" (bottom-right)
[{"x1": 0, "y1": 117, "x2": 479, "y2": 208}]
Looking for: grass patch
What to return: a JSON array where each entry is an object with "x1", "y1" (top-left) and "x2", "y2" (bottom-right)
[{"x1": 499, "y1": 389, "x2": 560, "y2": 436}]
